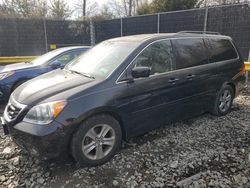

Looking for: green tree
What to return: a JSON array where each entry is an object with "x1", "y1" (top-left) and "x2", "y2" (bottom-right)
[
  {"x1": 0, "y1": 0, "x2": 16, "y2": 17},
  {"x1": 0, "y1": 0, "x2": 48, "y2": 18},
  {"x1": 95, "y1": 5, "x2": 114, "y2": 20},
  {"x1": 75, "y1": 0, "x2": 99, "y2": 18},
  {"x1": 33, "y1": 0, "x2": 48, "y2": 18},
  {"x1": 136, "y1": 0, "x2": 200, "y2": 15},
  {"x1": 49, "y1": 0, "x2": 71, "y2": 20},
  {"x1": 136, "y1": 2, "x2": 153, "y2": 15},
  {"x1": 152, "y1": 0, "x2": 199, "y2": 12}
]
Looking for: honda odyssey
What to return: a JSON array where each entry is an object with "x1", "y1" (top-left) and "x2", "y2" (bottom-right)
[{"x1": 1, "y1": 32, "x2": 246, "y2": 166}]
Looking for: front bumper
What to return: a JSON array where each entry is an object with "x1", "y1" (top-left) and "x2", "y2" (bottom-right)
[
  {"x1": 0, "y1": 117, "x2": 72, "y2": 160},
  {"x1": 1, "y1": 117, "x2": 9, "y2": 134}
]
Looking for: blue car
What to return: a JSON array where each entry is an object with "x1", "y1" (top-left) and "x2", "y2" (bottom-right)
[{"x1": 0, "y1": 46, "x2": 90, "y2": 103}]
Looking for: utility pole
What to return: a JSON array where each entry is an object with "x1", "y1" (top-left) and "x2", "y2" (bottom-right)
[
  {"x1": 129, "y1": 0, "x2": 132, "y2": 16},
  {"x1": 123, "y1": 0, "x2": 128, "y2": 16},
  {"x1": 43, "y1": 19, "x2": 48, "y2": 52},
  {"x1": 83, "y1": 0, "x2": 86, "y2": 17},
  {"x1": 203, "y1": 0, "x2": 208, "y2": 33}
]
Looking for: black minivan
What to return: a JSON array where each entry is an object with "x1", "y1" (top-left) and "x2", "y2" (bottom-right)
[{"x1": 1, "y1": 32, "x2": 246, "y2": 166}]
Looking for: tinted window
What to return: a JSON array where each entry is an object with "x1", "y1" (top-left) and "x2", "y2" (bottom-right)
[
  {"x1": 208, "y1": 39, "x2": 238, "y2": 62},
  {"x1": 172, "y1": 38, "x2": 208, "y2": 69},
  {"x1": 133, "y1": 40, "x2": 174, "y2": 75}
]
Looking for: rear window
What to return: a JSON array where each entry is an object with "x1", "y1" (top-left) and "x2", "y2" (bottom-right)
[
  {"x1": 172, "y1": 38, "x2": 208, "y2": 69},
  {"x1": 208, "y1": 39, "x2": 238, "y2": 62}
]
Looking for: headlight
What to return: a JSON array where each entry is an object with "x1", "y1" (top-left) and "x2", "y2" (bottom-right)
[
  {"x1": 23, "y1": 100, "x2": 67, "y2": 125},
  {"x1": 0, "y1": 71, "x2": 15, "y2": 80}
]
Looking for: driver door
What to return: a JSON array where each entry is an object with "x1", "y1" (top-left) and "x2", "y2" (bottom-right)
[{"x1": 119, "y1": 40, "x2": 184, "y2": 136}]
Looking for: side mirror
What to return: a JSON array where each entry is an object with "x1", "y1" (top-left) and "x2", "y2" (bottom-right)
[
  {"x1": 51, "y1": 61, "x2": 61, "y2": 69},
  {"x1": 131, "y1": 66, "x2": 151, "y2": 79}
]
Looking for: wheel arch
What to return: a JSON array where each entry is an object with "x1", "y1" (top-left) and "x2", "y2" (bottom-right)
[
  {"x1": 72, "y1": 107, "x2": 128, "y2": 141},
  {"x1": 225, "y1": 81, "x2": 236, "y2": 97}
]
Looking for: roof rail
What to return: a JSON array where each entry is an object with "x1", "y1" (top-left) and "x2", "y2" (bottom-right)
[{"x1": 177, "y1": 31, "x2": 221, "y2": 35}]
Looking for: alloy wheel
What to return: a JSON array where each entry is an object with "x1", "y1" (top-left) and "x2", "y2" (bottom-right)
[
  {"x1": 219, "y1": 89, "x2": 232, "y2": 112},
  {"x1": 81, "y1": 124, "x2": 116, "y2": 160}
]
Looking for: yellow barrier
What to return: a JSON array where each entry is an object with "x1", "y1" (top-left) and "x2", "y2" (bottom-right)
[
  {"x1": 245, "y1": 62, "x2": 250, "y2": 71},
  {"x1": 0, "y1": 56, "x2": 37, "y2": 64}
]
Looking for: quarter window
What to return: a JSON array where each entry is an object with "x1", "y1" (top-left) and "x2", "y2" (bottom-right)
[
  {"x1": 172, "y1": 38, "x2": 209, "y2": 69},
  {"x1": 208, "y1": 39, "x2": 238, "y2": 62},
  {"x1": 133, "y1": 40, "x2": 175, "y2": 75}
]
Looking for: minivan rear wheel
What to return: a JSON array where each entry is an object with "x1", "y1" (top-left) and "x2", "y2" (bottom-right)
[
  {"x1": 71, "y1": 114, "x2": 122, "y2": 166},
  {"x1": 212, "y1": 85, "x2": 234, "y2": 116}
]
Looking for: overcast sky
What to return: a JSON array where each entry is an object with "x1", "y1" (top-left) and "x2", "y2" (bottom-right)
[
  {"x1": 68, "y1": 0, "x2": 112, "y2": 18},
  {"x1": 0, "y1": 0, "x2": 111, "y2": 7},
  {"x1": 0, "y1": 0, "x2": 115, "y2": 18},
  {"x1": 91, "y1": 0, "x2": 110, "y2": 6}
]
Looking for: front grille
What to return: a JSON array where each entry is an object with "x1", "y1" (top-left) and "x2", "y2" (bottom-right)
[
  {"x1": 6, "y1": 104, "x2": 21, "y2": 120},
  {"x1": 3, "y1": 97, "x2": 26, "y2": 122}
]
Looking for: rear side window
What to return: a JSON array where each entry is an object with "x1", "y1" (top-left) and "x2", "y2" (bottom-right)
[
  {"x1": 172, "y1": 38, "x2": 208, "y2": 69},
  {"x1": 208, "y1": 39, "x2": 238, "y2": 62}
]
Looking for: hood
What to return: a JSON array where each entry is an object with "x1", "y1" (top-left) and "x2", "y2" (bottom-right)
[
  {"x1": 12, "y1": 69, "x2": 95, "y2": 105},
  {"x1": 0, "y1": 62, "x2": 37, "y2": 72}
]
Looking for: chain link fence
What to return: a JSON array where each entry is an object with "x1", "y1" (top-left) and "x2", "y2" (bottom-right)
[
  {"x1": 95, "y1": 3, "x2": 250, "y2": 60},
  {"x1": 0, "y1": 18, "x2": 90, "y2": 56},
  {"x1": 0, "y1": 3, "x2": 250, "y2": 60}
]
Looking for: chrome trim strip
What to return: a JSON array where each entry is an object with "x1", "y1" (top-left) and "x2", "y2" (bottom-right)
[{"x1": 3, "y1": 96, "x2": 27, "y2": 122}]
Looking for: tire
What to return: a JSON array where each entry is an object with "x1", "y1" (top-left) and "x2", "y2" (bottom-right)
[
  {"x1": 211, "y1": 85, "x2": 234, "y2": 116},
  {"x1": 71, "y1": 114, "x2": 122, "y2": 166}
]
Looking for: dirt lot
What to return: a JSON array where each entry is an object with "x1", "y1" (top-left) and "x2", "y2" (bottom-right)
[{"x1": 0, "y1": 88, "x2": 250, "y2": 188}]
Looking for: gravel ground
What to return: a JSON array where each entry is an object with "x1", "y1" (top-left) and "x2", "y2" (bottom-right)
[{"x1": 1, "y1": 88, "x2": 250, "y2": 188}]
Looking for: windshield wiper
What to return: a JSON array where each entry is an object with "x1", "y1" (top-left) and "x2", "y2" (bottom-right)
[{"x1": 70, "y1": 70, "x2": 95, "y2": 79}]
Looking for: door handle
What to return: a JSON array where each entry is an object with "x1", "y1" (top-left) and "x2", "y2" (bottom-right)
[
  {"x1": 186, "y1": 74, "x2": 196, "y2": 80},
  {"x1": 168, "y1": 78, "x2": 179, "y2": 83}
]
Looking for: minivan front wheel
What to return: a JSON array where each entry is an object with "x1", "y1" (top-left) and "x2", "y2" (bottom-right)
[
  {"x1": 212, "y1": 85, "x2": 234, "y2": 116},
  {"x1": 71, "y1": 114, "x2": 122, "y2": 166}
]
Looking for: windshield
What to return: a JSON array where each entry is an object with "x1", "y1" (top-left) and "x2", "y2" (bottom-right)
[
  {"x1": 31, "y1": 48, "x2": 72, "y2": 65},
  {"x1": 66, "y1": 40, "x2": 140, "y2": 78}
]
